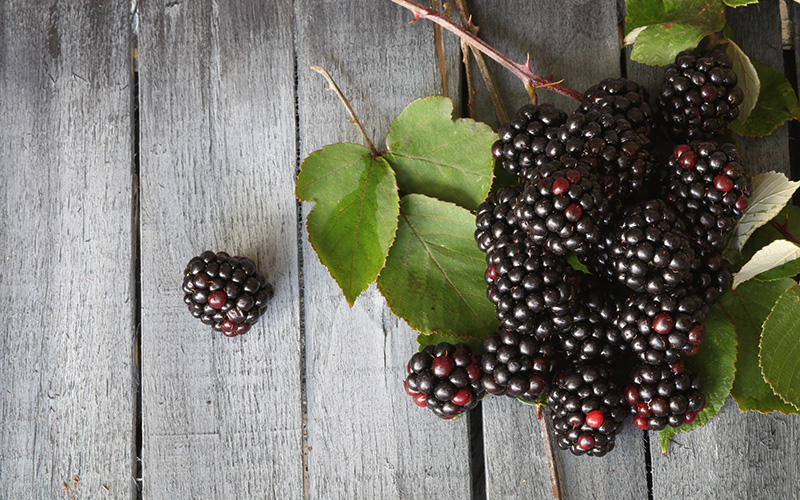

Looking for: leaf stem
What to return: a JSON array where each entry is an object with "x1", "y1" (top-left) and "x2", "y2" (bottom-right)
[
  {"x1": 770, "y1": 218, "x2": 800, "y2": 245},
  {"x1": 311, "y1": 65, "x2": 380, "y2": 157},
  {"x1": 390, "y1": 0, "x2": 584, "y2": 102}
]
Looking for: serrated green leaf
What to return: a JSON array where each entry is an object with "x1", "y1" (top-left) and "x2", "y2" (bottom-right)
[
  {"x1": 726, "y1": 40, "x2": 760, "y2": 125},
  {"x1": 740, "y1": 205, "x2": 800, "y2": 281},
  {"x1": 629, "y1": 23, "x2": 714, "y2": 66},
  {"x1": 416, "y1": 332, "x2": 486, "y2": 355},
  {"x1": 378, "y1": 194, "x2": 498, "y2": 339},
  {"x1": 660, "y1": 302, "x2": 738, "y2": 454},
  {"x1": 723, "y1": 172, "x2": 800, "y2": 263},
  {"x1": 760, "y1": 285, "x2": 800, "y2": 410},
  {"x1": 729, "y1": 59, "x2": 800, "y2": 137},
  {"x1": 732, "y1": 240, "x2": 800, "y2": 289},
  {"x1": 722, "y1": 278, "x2": 800, "y2": 413},
  {"x1": 297, "y1": 143, "x2": 400, "y2": 306},
  {"x1": 625, "y1": 0, "x2": 726, "y2": 33},
  {"x1": 384, "y1": 96, "x2": 495, "y2": 211}
]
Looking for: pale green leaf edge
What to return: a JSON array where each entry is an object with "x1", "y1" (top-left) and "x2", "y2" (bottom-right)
[
  {"x1": 758, "y1": 285, "x2": 800, "y2": 411},
  {"x1": 726, "y1": 39, "x2": 760, "y2": 125},
  {"x1": 732, "y1": 240, "x2": 800, "y2": 289}
]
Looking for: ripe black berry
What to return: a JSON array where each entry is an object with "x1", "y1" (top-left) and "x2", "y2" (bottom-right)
[
  {"x1": 627, "y1": 361, "x2": 706, "y2": 430},
  {"x1": 182, "y1": 251, "x2": 274, "y2": 336},
  {"x1": 480, "y1": 329, "x2": 559, "y2": 401},
  {"x1": 475, "y1": 187, "x2": 523, "y2": 254}
]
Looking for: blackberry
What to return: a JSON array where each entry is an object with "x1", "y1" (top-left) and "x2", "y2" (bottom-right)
[
  {"x1": 557, "y1": 107, "x2": 655, "y2": 201},
  {"x1": 579, "y1": 77, "x2": 654, "y2": 139},
  {"x1": 475, "y1": 187, "x2": 523, "y2": 254},
  {"x1": 182, "y1": 250, "x2": 274, "y2": 336},
  {"x1": 616, "y1": 288, "x2": 709, "y2": 364},
  {"x1": 547, "y1": 362, "x2": 627, "y2": 457},
  {"x1": 491, "y1": 103, "x2": 569, "y2": 182},
  {"x1": 626, "y1": 360, "x2": 706, "y2": 431},
  {"x1": 666, "y1": 142, "x2": 752, "y2": 251},
  {"x1": 602, "y1": 199, "x2": 698, "y2": 295},
  {"x1": 558, "y1": 277, "x2": 627, "y2": 362},
  {"x1": 692, "y1": 250, "x2": 731, "y2": 304},
  {"x1": 657, "y1": 47, "x2": 744, "y2": 141},
  {"x1": 514, "y1": 160, "x2": 610, "y2": 256},
  {"x1": 479, "y1": 329, "x2": 559, "y2": 402},
  {"x1": 404, "y1": 342, "x2": 484, "y2": 419},
  {"x1": 485, "y1": 230, "x2": 577, "y2": 334}
]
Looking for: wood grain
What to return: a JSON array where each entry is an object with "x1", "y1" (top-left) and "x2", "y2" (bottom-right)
[
  {"x1": 0, "y1": 1, "x2": 136, "y2": 498},
  {"x1": 295, "y1": 1, "x2": 475, "y2": 498},
  {"x1": 468, "y1": 2, "x2": 649, "y2": 498},
  {"x1": 137, "y1": 1, "x2": 304, "y2": 497}
]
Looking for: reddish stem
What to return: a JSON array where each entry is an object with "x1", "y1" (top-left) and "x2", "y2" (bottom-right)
[
  {"x1": 770, "y1": 218, "x2": 800, "y2": 245},
  {"x1": 390, "y1": 0, "x2": 584, "y2": 102}
]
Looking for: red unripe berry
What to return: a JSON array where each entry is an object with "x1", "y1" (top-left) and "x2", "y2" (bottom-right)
[
  {"x1": 652, "y1": 313, "x2": 674, "y2": 335},
  {"x1": 565, "y1": 169, "x2": 582, "y2": 184},
  {"x1": 586, "y1": 410, "x2": 605, "y2": 429},
  {"x1": 714, "y1": 174, "x2": 734, "y2": 192},
  {"x1": 679, "y1": 150, "x2": 698, "y2": 169},
  {"x1": 688, "y1": 325, "x2": 705, "y2": 345},
  {"x1": 735, "y1": 195, "x2": 749, "y2": 213},
  {"x1": 404, "y1": 381, "x2": 418, "y2": 396},
  {"x1": 432, "y1": 357, "x2": 455, "y2": 378},
  {"x1": 413, "y1": 392, "x2": 428, "y2": 407},
  {"x1": 208, "y1": 290, "x2": 227, "y2": 309},
  {"x1": 673, "y1": 144, "x2": 691, "y2": 159},
  {"x1": 635, "y1": 401, "x2": 651, "y2": 417},
  {"x1": 465, "y1": 364, "x2": 481, "y2": 383},
  {"x1": 485, "y1": 264, "x2": 498, "y2": 282},
  {"x1": 577, "y1": 433, "x2": 595, "y2": 450},
  {"x1": 633, "y1": 415, "x2": 649, "y2": 430},
  {"x1": 565, "y1": 204, "x2": 583, "y2": 222},
  {"x1": 552, "y1": 177, "x2": 570, "y2": 195},
  {"x1": 686, "y1": 344, "x2": 700, "y2": 356},
  {"x1": 684, "y1": 411, "x2": 698, "y2": 425},
  {"x1": 669, "y1": 360, "x2": 685, "y2": 375},
  {"x1": 221, "y1": 319, "x2": 236, "y2": 335},
  {"x1": 625, "y1": 385, "x2": 640, "y2": 406},
  {"x1": 451, "y1": 387, "x2": 473, "y2": 406},
  {"x1": 234, "y1": 323, "x2": 251, "y2": 335}
]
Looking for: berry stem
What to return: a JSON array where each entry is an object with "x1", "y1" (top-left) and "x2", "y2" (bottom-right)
[
  {"x1": 538, "y1": 408, "x2": 563, "y2": 500},
  {"x1": 311, "y1": 65, "x2": 380, "y2": 157},
  {"x1": 453, "y1": 0, "x2": 509, "y2": 123},
  {"x1": 770, "y1": 218, "x2": 800, "y2": 245},
  {"x1": 431, "y1": 0, "x2": 448, "y2": 98},
  {"x1": 389, "y1": 0, "x2": 584, "y2": 102}
]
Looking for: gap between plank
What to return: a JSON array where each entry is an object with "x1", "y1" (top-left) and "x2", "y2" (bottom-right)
[{"x1": 130, "y1": 2, "x2": 143, "y2": 498}]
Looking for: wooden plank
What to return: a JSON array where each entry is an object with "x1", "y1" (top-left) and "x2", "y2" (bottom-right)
[
  {"x1": 0, "y1": 1, "x2": 136, "y2": 498},
  {"x1": 295, "y1": 1, "x2": 474, "y2": 498},
  {"x1": 467, "y1": 2, "x2": 650, "y2": 498},
  {"x1": 644, "y1": 4, "x2": 800, "y2": 498},
  {"x1": 137, "y1": 1, "x2": 304, "y2": 497}
]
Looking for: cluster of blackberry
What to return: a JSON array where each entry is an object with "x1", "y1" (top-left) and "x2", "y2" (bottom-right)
[{"x1": 401, "y1": 47, "x2": 750, "y2": 458}]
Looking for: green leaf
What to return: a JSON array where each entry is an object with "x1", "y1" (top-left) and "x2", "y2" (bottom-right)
[
  {"x1": 723, "y1": 172, "x2": 800, "y2": 263},
  {"x1": 378, "y1": 194, "x2": 498, "y2": 339},
  {"x1": 759, "y1": 285, "x2": 800, "y2": 410},
  {"x1": 629, "y1": 23, "x2": 715, "y2": 66},
  {"x1": 566, "y1": 254, "x2": 591, "y2": 274},
  {"x1": 384, "y1": 96, "x2": 495, "y2": 211},
  {"x1": 726, "y1": 40, "x2": 760, "y2": 125},
  {"x1": 724, "y1": 0, "x2": 759, "y2": 6},
  {"x1": 297, "y1": 143, "x2": 400, "y2": 306},
  {"x1": 416, "y1": 332, "x2": 486, "y2": 355},
  {"x1": 740, "y1": 205, "x2": 800, "y2": 281},
  {"x1": 732, "y1": 240, "x2": 800, "y2": 289},
  {"x1": 722, "y1": 278, "x2": 800, "y2": 413},
  {"x1": 660, "y1": 302, "x2": 738, "y2": 454},
  {"x1": 624, "y1": 0, "x2": 725, "y2": 65},
  {"x1": 729, "y1": 59, "x2": 800, "y2": 137}
]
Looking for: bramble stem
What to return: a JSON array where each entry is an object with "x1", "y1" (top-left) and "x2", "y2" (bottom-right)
[
  {"x1": 390, "y1": 0, "x2": 584, "y2": 102},
  {"x1": 538, "y1": 405, "x2": 563, "y2": 500},
  {"x1": 431, "y1": 0, "x2": 448, "y2": 97},
  {"x1": 311, "y1": 66, "x2": 380, "y2": 157},
  {"x1": 770, "y1": 218, "x2": 800, "y2": 245}
]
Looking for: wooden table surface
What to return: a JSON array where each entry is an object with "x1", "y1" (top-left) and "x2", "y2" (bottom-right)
[{"x1": 2, "y1": 1, "x2": 799, "y2": 498}]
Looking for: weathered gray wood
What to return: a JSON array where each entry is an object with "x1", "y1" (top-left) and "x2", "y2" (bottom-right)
[
  {"x1": 137, "y1": 1, "x2": 304, "y2": 497},
  {"x1": 638, "y1": 5, "x2": 800, "y2": 498},
  {"x1": 467, "y1": 2, "x2": 649, "y2": 498},
  {"x1": 0, "y1": 1, "x2": 136, "y2": 498},
  {"x1": 295, "y1": 1, "x2": 473, "y2": 498}
]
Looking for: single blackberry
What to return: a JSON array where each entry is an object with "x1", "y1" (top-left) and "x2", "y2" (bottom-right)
[
  {"x1": 657, "y1": 47, "x2": 744, "y2": 141},
  {"x1": 579, "y1": 77, "x2": 654, "y2": 139},
  {"x1": 479, "y1": 329, "x2": 559, "y2": 402},
  {"x1": 666, "y1": 142, "x2": 752, "y2": 251},
  {"x1": 558, "y1": 277, "x2": 627, "y2": 362},
  {"x1": 616, "y1": 287, "x2": 709, "y2": 364},
  {"x1": 182, "y1": 250, "x2": 274, "y2": 336},
  {"x1": 547, "y1": 362, "x2": 628, "y2": 457},
  {"x1": 602, "y1": 199, "x2": 698, "y2": 295},
  {"x1": 514, "y1": 160, "x2": 610, "y2": 256},
  {"x1": 475, "y1": 187, "x2": 523, "y2": 254},
  {"x1": 557, "y1": 107, "x2": 655, "y2": 201},
  {"x1": 491, "y1": 103, "x2": 569, "y2": 182},
  {"x1": 485, "y1": 230, "x2": 577, "y2": 335},
  {"x1": 626, "y1": 360, "x2": 706, "y2": 431},
  {"x1": 404, "y1": 342, "x2": 484, "y2": 419}
]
